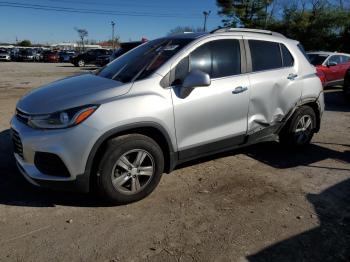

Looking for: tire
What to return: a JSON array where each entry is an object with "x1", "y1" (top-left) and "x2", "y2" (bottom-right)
[
  {"x1": 279, "y1": 105, "x2": 316, "y2": 148},
  {"x1": 96, "y1": 134, "x2": 164, "y2": 204},
  {"x1": 77, "y1": 59, "x2": 85, "y2": 67}
]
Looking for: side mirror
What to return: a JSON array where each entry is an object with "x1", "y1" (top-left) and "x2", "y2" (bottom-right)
[
  {"x1": 182, "y1": 70, "x2": 211, "y2": 89},
  {"x1": 327, "y1": 61, "x2": 337, "y2": 67}
]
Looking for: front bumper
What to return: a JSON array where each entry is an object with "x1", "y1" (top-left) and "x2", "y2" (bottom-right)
[{"x1": 10, "y1": 116, "x2": 100, "y2": 192}]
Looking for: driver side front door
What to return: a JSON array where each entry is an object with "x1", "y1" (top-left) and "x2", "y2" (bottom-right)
[{"x1": 170, "y1": 38, "x2": 250, "y2": 161}]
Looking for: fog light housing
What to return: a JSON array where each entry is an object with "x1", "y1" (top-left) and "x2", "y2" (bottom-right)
[{"x1": 34, "y1": 152, "x2": 70, "y2": 177}]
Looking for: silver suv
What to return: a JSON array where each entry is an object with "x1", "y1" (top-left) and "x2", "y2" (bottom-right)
[{"x1": 11, "y1": 28, "x2": 324, "y2": 204}]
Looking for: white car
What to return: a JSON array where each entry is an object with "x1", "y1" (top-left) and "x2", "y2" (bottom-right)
[
  {"x1": 12, "y1": 28, "x2": 324, "y2": 204},
  {"x1": 0, "y1": 51, "x2": 11, "y2": 61}
]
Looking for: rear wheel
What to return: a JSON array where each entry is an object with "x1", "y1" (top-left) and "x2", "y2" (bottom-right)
[
  {"x1": 96, "y1": 134, "x2": 164, "y2": 204},
  {"x1": 279, "y1": 105, "x2": 316, "y2": 148}
]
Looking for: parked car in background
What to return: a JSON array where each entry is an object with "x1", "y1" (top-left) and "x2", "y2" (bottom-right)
[
  {"x1": 71, "y1": 49, "x2": 112, "y2": 67},
  {"x1": 11, "y1": 29, "x2": 324, "y2": 204},
  {"x1": 17, "y1": 49, "x2": 35, "y2": 62},
  {"x1": 59, "y1": 51, "x2": 76, "y2": 63},
  {"x1": 33, "y1": 49, "x2": 44, "y2": 62},
  {"x1": 0, "y1": 50, "x2": 11, "y2": 61},
  {"x1": 43, "y1": 51, "x2": 59, "y2": 63},
  {"x1": 96, "y1": 41, "x2": 144, "y2": 67},
  {"x1": 307, "y1": 51, "x2": 350, "y2": 87}
]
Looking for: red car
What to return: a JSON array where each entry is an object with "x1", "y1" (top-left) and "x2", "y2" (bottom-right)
[
  {"x1": 307, "y1": 52, "x2": 350, "y2": 87},
  {"x1": 43, "y1": 51, "x2": 59, "y2": 63}
]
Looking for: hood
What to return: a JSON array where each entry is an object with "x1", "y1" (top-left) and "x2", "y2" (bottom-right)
[{"x1": 17, "y1": 74, "x2": 131, "y2": 114}]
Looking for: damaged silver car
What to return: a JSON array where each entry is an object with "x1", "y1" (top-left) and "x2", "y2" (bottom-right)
[{"x1": 11, "y1": 28, "x2": 324, "y2": 204}]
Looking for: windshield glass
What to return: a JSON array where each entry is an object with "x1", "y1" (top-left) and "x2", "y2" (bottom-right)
[
  {"x1": 308, "y1": 54, "x2": 329, "y2": 66},
  {"x1": 97, "y1": 38, "x2": 192, "y2": 83}
]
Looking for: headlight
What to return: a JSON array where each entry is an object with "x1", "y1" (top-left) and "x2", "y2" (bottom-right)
[{"x1": 28, "y1": 105, "x2": 98, "y2": 129}]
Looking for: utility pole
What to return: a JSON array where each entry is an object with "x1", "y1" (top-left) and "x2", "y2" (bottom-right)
[
  {"x1": 111, "y1": 21, "x2": 116, "y2": 49},
  {"x1": 203, "y1": 11, "x2": 211, "y2": 32}
]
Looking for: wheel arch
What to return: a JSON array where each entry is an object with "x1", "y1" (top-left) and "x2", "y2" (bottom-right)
[{"x1": 85, "y1": 122, "x2": 176, "y2": 191}]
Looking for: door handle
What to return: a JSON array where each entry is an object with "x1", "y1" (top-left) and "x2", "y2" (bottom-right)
[
  {"x1": 232, "y1": 86, "x2": 248, "y2": 94},
  {"x1": 287, "y1": 73, "x2": 298, "y2": 80}
]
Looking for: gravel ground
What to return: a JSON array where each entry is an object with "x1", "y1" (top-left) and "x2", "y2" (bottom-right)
[{"x1": 0, "y1": 62, "x2": 349, "y2": 262}]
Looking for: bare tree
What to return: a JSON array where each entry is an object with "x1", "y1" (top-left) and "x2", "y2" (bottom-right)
[{"x1": 74, "y1": 27, "x2": 88, "y2": 51}]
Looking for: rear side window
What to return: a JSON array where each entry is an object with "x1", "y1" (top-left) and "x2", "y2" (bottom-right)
[
  {"x1": 341, "y1": 55, "x2": 350, "y2": 63},
  {"x1": 174, "y1": 39, "x2": 241, "y2": 83},
  {"x1": 281, "y1": 44, "x2": 294, "y2": 67},
  {"x1": 249, "y1": 40, "x2": 282, "y2": 71}
]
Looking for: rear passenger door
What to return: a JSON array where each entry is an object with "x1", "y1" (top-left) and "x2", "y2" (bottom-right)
[
  {"x1": 171, "y1": 37, "x2": 250, "y2": 160},
  {"x1": 245, "y1": 39, "x2": 301, "y2": 134}
]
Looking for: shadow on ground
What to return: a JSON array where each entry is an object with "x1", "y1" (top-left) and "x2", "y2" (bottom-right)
[
  {"x1": 247, "y1": 177, "x2": 350, "y2": 262},
  {"x1": 324, "y1": 88, "x2": 350, "y2": 112}
]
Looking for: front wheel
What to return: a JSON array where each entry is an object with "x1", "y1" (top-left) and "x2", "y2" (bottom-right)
[
  {"x1": 279, "y1": 105, "x2": 316, "y2": 148},
  {"x1": 96, "y1": 134, "x2": 164, "y2": 204}
]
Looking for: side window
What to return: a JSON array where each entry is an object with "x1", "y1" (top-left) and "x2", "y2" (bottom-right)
[
  {"x1": 341, "y1": 55, "x2": 350, "y2": 64},
  {"x1": 190, "y1": 42, "x2": 212, "y2": 75},
  {"x1": 211, "y1": 40, "x2": 241, "y2": 78},
  {"x1": 174, "y1": 39, "x2": 241, "y2": 83},
  {"x1": 249, "y1": 40, "x2": 282, "y2": 71},
  {"x1": 328, "y1": 55, "x2": 341, "y2": 65},
  {"x1": 281, "y1": 44, "x2": 294, "y2": 67}
]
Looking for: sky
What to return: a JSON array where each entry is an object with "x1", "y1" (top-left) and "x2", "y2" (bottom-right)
[{"x1": 0, "y1": 0, "x2": 223, "y2": 44}]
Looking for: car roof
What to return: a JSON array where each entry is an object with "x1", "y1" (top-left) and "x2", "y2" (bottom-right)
[
  {"x1": 167, "y1": 32, "x2": 207, "y2": 39},
  {"x1": 307, "y1": 51, "x2": 350, "y2": 56},
  {"x1": 167, "y1": 29, "x2": 296, "y2": 44}
]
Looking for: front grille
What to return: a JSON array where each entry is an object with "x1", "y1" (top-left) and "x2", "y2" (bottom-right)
[
  {"x1": 16, "y1": 108, "x2": 30, "y2": 125},
  {"x1": 11, "y1": 129, "x2": 24, "y2": 159}
]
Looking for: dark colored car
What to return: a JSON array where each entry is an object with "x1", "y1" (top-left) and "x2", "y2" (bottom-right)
[
  {"x1": 43, "y1": 51, "x2": 59, "y2": 63},
  {"x1": 71, "y1": 49, "x2": 112, "y2": 67},
  {"x1": 17, "y1": 49, "x2": 35, "y2": 62},
  {"x1": 59, "y1": 51, "x2": 76, "y2": 63},
  {"x1": 96, "y1": 41, "x2": 144, "y2": 67}
]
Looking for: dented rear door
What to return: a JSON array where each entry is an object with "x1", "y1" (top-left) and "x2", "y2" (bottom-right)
[{"x1": 245, "y1": 39, "x2": 302, "y2": 134}]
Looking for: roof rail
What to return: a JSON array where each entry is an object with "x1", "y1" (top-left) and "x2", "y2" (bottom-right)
[{"x1": 210, "y1": 27, "x2": 286, "y2": 38}]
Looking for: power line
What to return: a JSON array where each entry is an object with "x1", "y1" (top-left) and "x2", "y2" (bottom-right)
[
  {"x1": 0, "y1": 1, "x2": 206, "y2": 19},
  {"x1": 47, "y1": 0, "x2": 202, "y2": 10}
]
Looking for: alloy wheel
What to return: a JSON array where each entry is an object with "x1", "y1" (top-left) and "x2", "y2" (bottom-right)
[
  {"x1": 111, "y1": 149, "x2": 155, "y2": 195},
  {"x1": 294, "y1": 115, "x2": 313, "y2": 144}
]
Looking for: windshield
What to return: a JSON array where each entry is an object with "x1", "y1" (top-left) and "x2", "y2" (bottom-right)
[
  {"x1": 308, "y1": 54, "x2": 329, "y2": 66},
  {"x1": 97, "y1": 38, "x2": 192, "y2": 83}
]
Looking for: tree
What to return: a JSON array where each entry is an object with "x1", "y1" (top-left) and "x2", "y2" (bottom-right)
[
  {"x1": 216, "y1": 0, "x2": 274, "y2": 28},
  {"x1": 18, "y1": 40, "x2": 31, "y2": 47},
  {"x1": 168, "y1": 26, "x2": 203, "y2": 35},
  {"x1": 74, "y1": 27, "x2": 88, "y2": 51}
]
